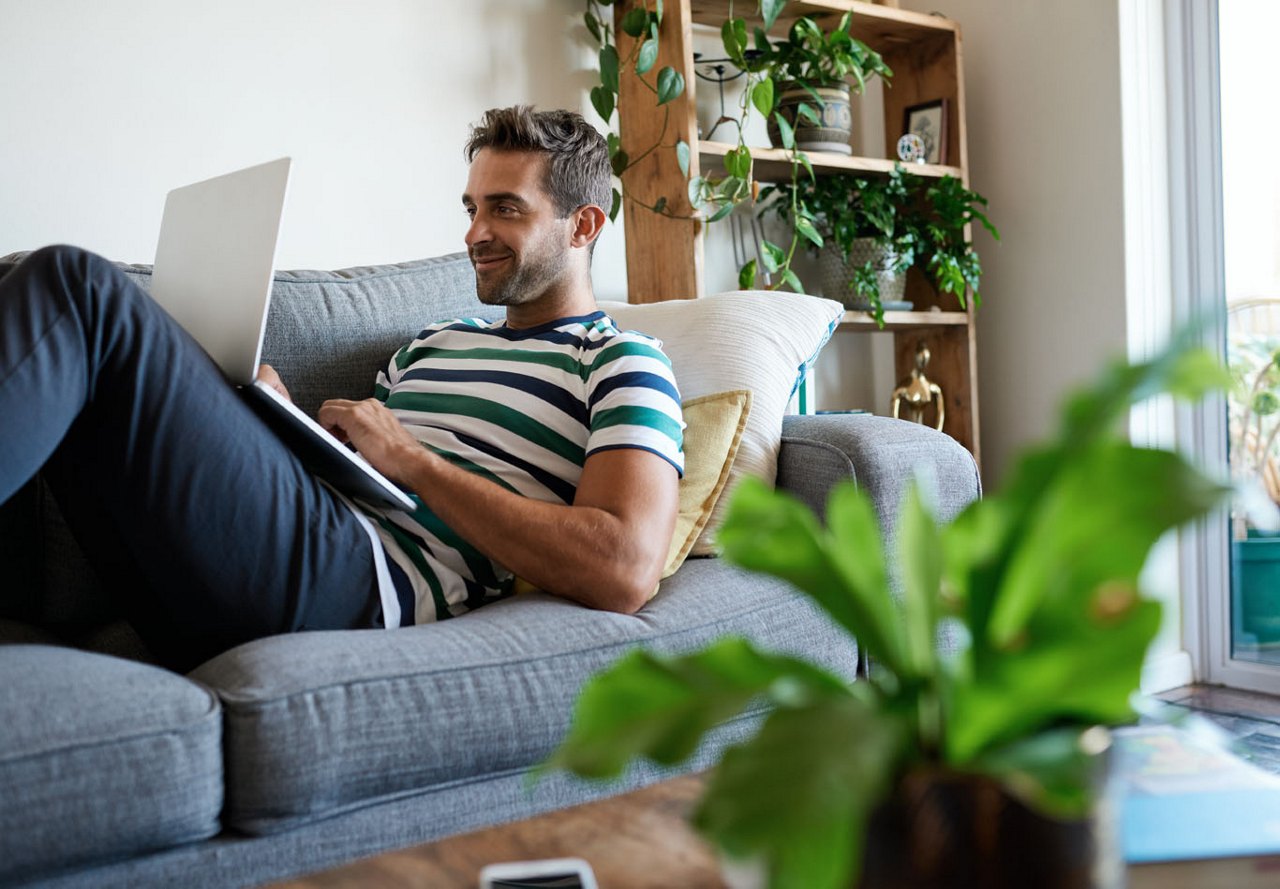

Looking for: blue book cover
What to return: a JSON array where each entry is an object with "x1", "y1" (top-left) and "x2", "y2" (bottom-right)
[{"x1": 1117, "y1": 725, "x2": 1280, "y2": 865}]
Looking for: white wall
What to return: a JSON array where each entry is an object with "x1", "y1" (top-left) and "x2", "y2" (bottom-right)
[
  {"x1": 899, "y1": 0, "x2": 1130, "y2": 485},
  {"x1": 0, "y1": 0, "x2": 630, "y2": 300}
]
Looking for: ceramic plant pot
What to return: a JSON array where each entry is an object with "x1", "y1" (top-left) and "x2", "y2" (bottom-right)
[
  {"x1": 768, "y1": 81, "x2": 853, "y2": 155},
  {"x1": 818, "y1": 237, "x2": 910, "y2": 311},
  {"x1": 858, "y1": 765, "x2": 1118, "y2": 889}
]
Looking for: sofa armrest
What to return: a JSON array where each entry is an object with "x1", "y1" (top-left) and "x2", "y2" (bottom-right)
[{"x1": 778, "y1": 414, "x2": 981, "y2": 536}]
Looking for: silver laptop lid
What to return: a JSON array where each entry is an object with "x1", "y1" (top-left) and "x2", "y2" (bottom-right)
[{"x1": 150, "y1": 157, "x2": 291, "y2": 386}]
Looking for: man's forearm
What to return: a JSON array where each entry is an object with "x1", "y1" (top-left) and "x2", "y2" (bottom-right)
[{"x1": 399, "y1": 448, "x2": 669, "y2": 612}]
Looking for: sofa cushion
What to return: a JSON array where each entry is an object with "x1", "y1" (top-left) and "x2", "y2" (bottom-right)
[
  {"x1": 190, "y1": 559, "x2": 856, "y2": 836},
  {"x1": 0, "y1": 646, "x2": 223, "y2": 883},
  {"x1": 663, "y1": 389, "x2": 751, "y2": 577},
  {"x1": 603, "y1": 291, "x2": 844, "y2": 555},
  {"x1": 120, "y1": 252, "x2": 502, "y2": 418}
]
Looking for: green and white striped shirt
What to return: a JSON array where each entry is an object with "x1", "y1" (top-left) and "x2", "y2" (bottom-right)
[{"x1": 361, "y1": 311, "x2": 684, "y2": 626}]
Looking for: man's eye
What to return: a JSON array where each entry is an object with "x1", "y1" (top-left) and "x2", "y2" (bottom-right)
[
  {"x1": 465, "y1": 207, "x2": 476, "y2": 218},
  {"x1": 497, "y1": 205, "x2": 517, "y2": 215}
]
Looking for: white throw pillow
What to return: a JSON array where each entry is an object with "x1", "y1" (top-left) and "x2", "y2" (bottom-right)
[{"x1": 601, "y1": 290, "x2": 844, "y2": 555}]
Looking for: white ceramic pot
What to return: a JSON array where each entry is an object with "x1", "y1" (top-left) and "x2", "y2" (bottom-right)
[{"x1": 818, "y1": 238, "x2": 910, "y2": 310}]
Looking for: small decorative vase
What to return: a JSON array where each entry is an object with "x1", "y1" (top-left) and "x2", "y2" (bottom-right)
[
  {"x1": 768, "y1": 82, "x2": 853, "y2": 155},
  {"x1": 818, "y1": 238, "x2": 910, "y2": 311}
]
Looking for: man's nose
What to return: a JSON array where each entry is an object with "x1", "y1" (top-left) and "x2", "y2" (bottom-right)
[{"x1": 465, "y1": 212, "x2": 490, "y2": 248}]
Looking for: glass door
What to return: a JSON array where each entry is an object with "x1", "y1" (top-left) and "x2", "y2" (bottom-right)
[{"x1": 1221, "y1": 0, "x2": 1280, "y2": 669}]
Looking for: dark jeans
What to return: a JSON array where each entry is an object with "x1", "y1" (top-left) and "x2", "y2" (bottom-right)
[{"x1": 0, "y1": 245, "x2": 381, "y2": 671}]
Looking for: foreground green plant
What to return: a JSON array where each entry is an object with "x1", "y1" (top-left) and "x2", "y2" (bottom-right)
[{"x1": 544, "y1": 337, "x2": 1231, "y2": 889}]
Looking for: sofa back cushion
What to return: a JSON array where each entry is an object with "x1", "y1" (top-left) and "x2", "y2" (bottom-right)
[{"x1": 120, "y1": 252, "x2": 501, "y2": 417}]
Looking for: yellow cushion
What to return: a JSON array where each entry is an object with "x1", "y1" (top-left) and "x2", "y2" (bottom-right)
[
  {"x1": 662, "y1": 389, "x2": 752, "y2": 578},
  {"x1": 509, "y1": 389, "x2": 750, "y2": 597}
]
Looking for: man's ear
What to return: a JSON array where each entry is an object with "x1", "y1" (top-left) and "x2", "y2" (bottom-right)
[{"x1": 569, "y1": 204, "x2": 607, "y2": 250}]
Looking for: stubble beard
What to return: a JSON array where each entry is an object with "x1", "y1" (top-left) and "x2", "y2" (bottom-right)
[{"x1": 473, "y1": 241, "x2": 569, "y2": 307}]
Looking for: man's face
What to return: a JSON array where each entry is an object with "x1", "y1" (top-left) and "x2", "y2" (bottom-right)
[{"x1": 463, "y1": 149, "x2": 573, "y2": 306}]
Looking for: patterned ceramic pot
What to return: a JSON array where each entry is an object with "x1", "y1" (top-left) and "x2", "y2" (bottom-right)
[
  {"x1": 818, "y1": 238, "x2": 909, "y2": 310},
  {"x1": 768, "y1": 82, "x2": 853, "y2": 155}
]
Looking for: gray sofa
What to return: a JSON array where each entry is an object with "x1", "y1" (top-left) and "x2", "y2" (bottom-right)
[{"x1": 0, "y1": 252, "x2": 981, "y2": 888}]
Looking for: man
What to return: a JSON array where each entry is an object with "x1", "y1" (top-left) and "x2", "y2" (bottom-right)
[{"x1": 0, "y1": 106, "x2": 683, "y2": 671}]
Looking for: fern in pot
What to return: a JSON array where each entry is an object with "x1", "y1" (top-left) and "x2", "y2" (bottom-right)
[{"x1": 544, "y1": 337, "x2": 1229, "y2": 889}]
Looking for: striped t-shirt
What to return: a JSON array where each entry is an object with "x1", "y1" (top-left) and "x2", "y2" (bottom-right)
[{"x1": 360, "y1": 310, "x2": 685, "y2": 627}]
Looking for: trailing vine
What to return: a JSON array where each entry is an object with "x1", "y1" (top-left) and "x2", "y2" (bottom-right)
[{"x1": 582, "y1": 1, "x2": 893, "y2": 294}]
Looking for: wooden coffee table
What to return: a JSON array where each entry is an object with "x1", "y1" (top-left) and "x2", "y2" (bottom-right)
[{"x1": 270, "y1": 774, "x2": 729, "y2": 888}]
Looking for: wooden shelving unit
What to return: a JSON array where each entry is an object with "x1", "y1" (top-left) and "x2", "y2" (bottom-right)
[{"x1": 614, "y1": 0, "x2": 981, "y2": 463}]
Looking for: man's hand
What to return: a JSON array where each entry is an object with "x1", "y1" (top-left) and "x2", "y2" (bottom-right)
[
  {"x1": 317, "y1": 398, "x2": 426, "y2": 486},
  {"x1": 257, "y1": 364, "x2": 292, "y2": 402}
]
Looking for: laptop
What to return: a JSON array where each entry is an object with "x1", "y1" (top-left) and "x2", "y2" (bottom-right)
[{"x1": 149, "y1": 157, "x2": 416, "y2": 512}]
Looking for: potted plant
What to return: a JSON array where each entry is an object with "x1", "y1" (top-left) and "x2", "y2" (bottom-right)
[
  {"x1": 762, "y1": 165, "x2": 999, "y2": 325},
  {"x1": 747, "y1": 13, "x2": 892, "y2": 155},
  {"x1": 1228, "y1": 331, "x2": 1280, "y2": 647},
  {"x1": 544, "y1": 338, "x2": 1230, "y2": 888}
]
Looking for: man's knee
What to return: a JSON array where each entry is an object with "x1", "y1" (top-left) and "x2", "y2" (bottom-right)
[{"x1": 24, "y1": 244, "x2": 98, "y2": 276}]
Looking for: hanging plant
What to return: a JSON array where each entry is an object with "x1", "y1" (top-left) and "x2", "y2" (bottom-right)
[{"x1": 583, "y1": 1, "x2": 893, "y2": 295}]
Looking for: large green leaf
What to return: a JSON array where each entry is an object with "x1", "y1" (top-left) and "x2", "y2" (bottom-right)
[
  {"x1": 695, "y1": 696, "x2": 905, "y2": 889},
  {"x1": 971, "y1": 726, "x2": 1110, "y2": 819},
  {"x1": 898, "y1": 480, "x2": 941, "y2": 681},
  {"x1": 988, "y1": 444, "x2": 1229, "y2": 650},
  {"x1": 956, "y1": 344, "x2": 1230, "y2": 657},
  {"x1": 720, "y1": 478, "x2": 909, "y2": 678},
  {"x1": 945, "y1": 444, "x2": 1226, "y2": 762},
  {"x1": 947, "y1": 596, "x2": 1161, "y2": 764},
  {"x1": 543, "y1": 637, "x2": 851, "y2": 780}
]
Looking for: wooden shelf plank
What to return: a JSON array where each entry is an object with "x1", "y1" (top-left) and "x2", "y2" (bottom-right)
[
  {"x1": 689, "y1": 0, "x2": 957, "y2": 53},
  {"x1": 699, "y1": 141, "x2": 962, "y2": 182},
  {"x1": 837, "y1": 310, "x2": 969, "y2": 330}
]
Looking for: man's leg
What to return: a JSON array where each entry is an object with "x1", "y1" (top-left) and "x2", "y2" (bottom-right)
[{"x1": 0, "y1": 245, "x2": 381, "y2": 670}]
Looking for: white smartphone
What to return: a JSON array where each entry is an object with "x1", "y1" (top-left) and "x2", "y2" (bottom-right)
[{"x1": 478, "y1": 857, "x2": 599, "y2": 889}]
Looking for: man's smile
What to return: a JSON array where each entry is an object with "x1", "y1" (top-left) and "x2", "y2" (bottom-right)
[{"x1": 471, "y1": 253, "x2": 512, "y2": 272}]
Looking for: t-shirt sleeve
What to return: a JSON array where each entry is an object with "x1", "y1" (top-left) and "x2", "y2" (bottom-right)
[{"x1": 584, "y1": 333, "x2": 685, "y2": 477}]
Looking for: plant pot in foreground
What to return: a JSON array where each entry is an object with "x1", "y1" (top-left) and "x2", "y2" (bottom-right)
[
  {"x1": 768, "y1": 82, "x2": 853, "y2": 155},
  {"x1": 818, "y1": 238, "x2": 910, "y2": 311},
  {"x1": 857, "y1": 766, "x2": 1119, "y2": 889}
]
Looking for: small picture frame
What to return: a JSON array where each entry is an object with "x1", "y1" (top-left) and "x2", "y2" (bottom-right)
[{"x1": 902, "y1": 99, "x2": 950, "y2": 165}]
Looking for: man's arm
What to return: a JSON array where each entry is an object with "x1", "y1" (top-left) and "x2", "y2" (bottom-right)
[{"x1": 317, "y1": 397, "x2": 679, "y2": 613}]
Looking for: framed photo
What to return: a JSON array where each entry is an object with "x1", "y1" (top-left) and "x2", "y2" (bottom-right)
[{"x1": 902, "y1": 99, "x2": 950, "y2": 165}]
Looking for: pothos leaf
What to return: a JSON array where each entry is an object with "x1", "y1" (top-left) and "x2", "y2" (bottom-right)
[
  {"x1": 761, "y1": 0, "x2": 786, "y2": 31},
  {"x1": 738, "y1": 259, "x2": 757, "y2": 290},
  {"x1": 636, "y1": 37, "x2": 659, "y2": 75},
  {"x1": 599, "y1": 44, "x2": 620, "y2": 93},
  {"x1": 609, "y1": 187, "x2": 622, "y2": 222},
  {"x1": 590, "y1": 85, "x2": 615, "y2": 122},
  {"x1": 656, "y1": 66, "x2": 684, "y2": 105},
  {"x1": 751, "y1": 78, "x2": 775, "y2": 118},
  {"x1": 620, "y1": 6, "x2": 647, "y2": 37},
  {"x1": 675, "y1": 139, "x2": 691, "y2": 177}
]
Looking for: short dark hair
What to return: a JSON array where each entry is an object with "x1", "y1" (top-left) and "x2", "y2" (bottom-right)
[{"x1": 464, "y1": 106, "x2": 612, "y2": 219}]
